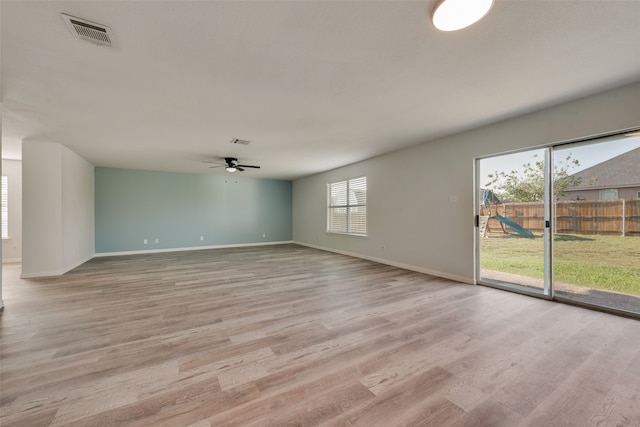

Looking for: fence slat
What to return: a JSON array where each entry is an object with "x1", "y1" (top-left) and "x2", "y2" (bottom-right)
[{"x1": 484, "y1": 199, "x2": 640, "y2": 236}]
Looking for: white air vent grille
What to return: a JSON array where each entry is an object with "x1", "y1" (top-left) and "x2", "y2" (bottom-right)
[
  {"x1": 62, "y1": 13, "x2": 113, "y2": 47},
  {"x1": 230, "y1": 138, "x2": 251, "y2": 145}
]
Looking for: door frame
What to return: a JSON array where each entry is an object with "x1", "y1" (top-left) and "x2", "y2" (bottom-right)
[
  {"x1": 474, "y1": 147, "x2": 552, "y2": 300},
  {"x1": 474, "y1": 128, "x2": 640, "y2": 318}
]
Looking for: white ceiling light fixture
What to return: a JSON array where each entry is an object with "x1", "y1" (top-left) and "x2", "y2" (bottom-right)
[
  {"x1": 432, "y1": 0, "x2": 494, "y2": 32},
  {"x1": 226, "y1": 158, "x2": 238, "y2": 172}
]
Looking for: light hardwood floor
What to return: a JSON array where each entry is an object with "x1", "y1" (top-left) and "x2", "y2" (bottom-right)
[{"x1": 1, "y1": 244, "x2": 639, "y2": 426}]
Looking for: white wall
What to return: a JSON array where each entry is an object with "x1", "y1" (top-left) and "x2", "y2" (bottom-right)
[
  {"x1": 293, "y1": 81, "x2": 640, "y2": 283},
  {"x1": 22, "y1": 140, "x2": 94, "y2": 277},
  {"x1": 2, "y1": 160, "x2": 23, "y2": 263},
  {"x1": 61, "y1": 147, "x2": 95, "y2": 272},
  {"x1": 22, "y1": 141, "x2": 63, "y2": 277}
]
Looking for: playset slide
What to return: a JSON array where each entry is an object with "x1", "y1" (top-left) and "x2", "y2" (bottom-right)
[{"x1": 491, "y1": 214, "x2": 535, "y2": 238}]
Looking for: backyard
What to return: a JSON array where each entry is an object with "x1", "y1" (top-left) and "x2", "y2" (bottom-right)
[{"x1": 480, "y1": 232, "x2": 640, "y2": 297}]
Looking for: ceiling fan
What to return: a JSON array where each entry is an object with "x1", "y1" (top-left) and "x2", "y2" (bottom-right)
[{"x1": 203, "y1": 157, "x2": 261, "y2": 173}]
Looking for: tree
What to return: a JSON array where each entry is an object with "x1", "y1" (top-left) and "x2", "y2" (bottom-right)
[{"x1": 485, "y1": 154, "x2": 581, "y2": 202}]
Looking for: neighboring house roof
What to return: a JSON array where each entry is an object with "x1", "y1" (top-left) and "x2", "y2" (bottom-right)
[{"x1": 566, "y1": 147, "x2": 640, "y2": 191}]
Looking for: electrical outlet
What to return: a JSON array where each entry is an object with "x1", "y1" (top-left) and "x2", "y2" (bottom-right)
[
  {"x1": 449, "y1": 195, "x2": 457, "y2": 203},
  {"x1": 143, "y1": 239, "x2": 148, "y2": 245},
  {"x1": 200, "y1": 236, "x2": 204, "y2": 241},
  {"x1": 155, "y1": 238, "x2": 159, "y2": 244},
  {"x1": 262, "y1": 233, "x2": 266, "y2": 238}
]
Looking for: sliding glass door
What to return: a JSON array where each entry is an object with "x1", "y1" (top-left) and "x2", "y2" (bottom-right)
[
  {"x1": 552, "y1": 134, "x2": 640, "y2": 315},
  {"x1": 477, "y1": 131, "x2": 640, "y2": 316},
  {"x1": 477, "y1": 148, "x2": 550, "y2": 296}
]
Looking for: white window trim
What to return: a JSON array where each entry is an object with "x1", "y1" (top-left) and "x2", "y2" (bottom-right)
[{"x1": 327, "y1": 176, "x2": 367, "y2": 236}]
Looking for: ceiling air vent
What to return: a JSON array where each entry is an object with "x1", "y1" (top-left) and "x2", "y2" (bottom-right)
[
  {"x1": 230, "y1": 138, "x2": 251, "y2": 146},
  {"x1": 61, "y1": 13, "x2": 114, "y2": 47}
]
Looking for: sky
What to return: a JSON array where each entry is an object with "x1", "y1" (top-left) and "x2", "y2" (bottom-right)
[{"x1": 479, "y1": 134, "x2": 640, "y2": 188}]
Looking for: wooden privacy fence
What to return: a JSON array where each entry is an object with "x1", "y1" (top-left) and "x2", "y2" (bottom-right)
[{"x1": 485, "y1": 199, "x2": 640, "y2": 236}]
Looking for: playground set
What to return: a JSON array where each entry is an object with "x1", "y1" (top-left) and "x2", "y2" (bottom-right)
[{"x1": 479, "y1": 190, "x2": 534, "y2": 238}]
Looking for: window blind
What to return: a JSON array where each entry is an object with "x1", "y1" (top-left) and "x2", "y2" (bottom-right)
[
  {"x1": 327, "y1": 176, "x2": 367, "y2": 235},
  {"x1": 1, "y1": 176, "x2": 8, "y2": 239}
]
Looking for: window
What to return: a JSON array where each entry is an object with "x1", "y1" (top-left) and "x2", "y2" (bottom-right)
[
  {"x1": 599, "y1": 188, "x2": 618, "y2": 200},
  {"x1": 1, "y1": 176, "x2": 8, "y2": 239},
  {"x1": 327, "y1": 176, "x2": 367, "y2": 235}
]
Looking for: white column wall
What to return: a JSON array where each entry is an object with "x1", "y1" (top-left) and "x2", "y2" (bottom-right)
[
  {"x1": 22, "y1": 140, "x2": 94, "y2": 278},
  {"x1": 22, "y1": 141, "x2": 64, "y2": 277},
  {"x1": 61, "y1": 147, "x2": 95, "y2": 272}
]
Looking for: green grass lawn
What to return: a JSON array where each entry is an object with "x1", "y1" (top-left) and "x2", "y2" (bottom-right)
[{"x1": 480, "y1": 233, "x2": 640, "y2": 296}]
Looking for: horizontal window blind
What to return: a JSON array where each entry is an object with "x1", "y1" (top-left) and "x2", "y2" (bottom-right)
[
  {"x1": 327, "y1": 176, "x2": 366, "y2": 235},
  {"x1": 1, "y1": 176, "x2": 8, "y2": 239}
]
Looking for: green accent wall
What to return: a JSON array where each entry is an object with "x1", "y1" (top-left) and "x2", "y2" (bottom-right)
[{"x1": 95, "y1": 168, "x2": 292, "y2": 253}]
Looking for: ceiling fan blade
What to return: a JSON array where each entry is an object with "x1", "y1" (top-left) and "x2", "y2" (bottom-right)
[{"x1": 202, "y1": 157, "x2": 259, "y2": 171}]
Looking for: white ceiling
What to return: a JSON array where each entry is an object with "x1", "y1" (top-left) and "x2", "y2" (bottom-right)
[{"x1": 3, "y1": 1, "x2": 640, "y2": 180}]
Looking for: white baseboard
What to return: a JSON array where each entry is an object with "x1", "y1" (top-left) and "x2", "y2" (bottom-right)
[
  {"x1": 95, "y1": 240, "x2": 295, "y2": 257},
  {"x1": 18, "y1": 241, "x2": 470, "y2": 285},
  {"x1": 20, "y1": 242, "x2": 294, "y2": 277},
  {"x1": 21, "y1": 253, "x2": 95, "y2": 279},
  {"x1": 21, "y1": 269, "x2": 67, "y2": 279},
  {"x1": 2, "y1": 258, "x2": 22, "y2": 264},
  {"x1": 293, "y1": 241, "x2": 473, "y2": 285},
  {"x1": 62, "y1": 253, "x2": 95, "y2": 275}
]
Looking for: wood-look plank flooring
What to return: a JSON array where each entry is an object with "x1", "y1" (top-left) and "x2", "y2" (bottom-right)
[{"x1": 1, "y1": 244, "x2": 639, "y2": 426}]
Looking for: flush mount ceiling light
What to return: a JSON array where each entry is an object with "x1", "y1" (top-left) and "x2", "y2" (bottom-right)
[
  {"x1": 225, "y1": 167, "x2": 237, "y2": 173},
  {"x1": 432, "y1": 0, "x2": 494, "y2": 31}
]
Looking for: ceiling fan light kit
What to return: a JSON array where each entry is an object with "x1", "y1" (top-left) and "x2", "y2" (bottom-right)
[
  {"x1": 432, "y1": 0, "x2": 494, "y2": 32},
  {"x1": 203, "y1": 157, "x2": 261, "y2": 173}
]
